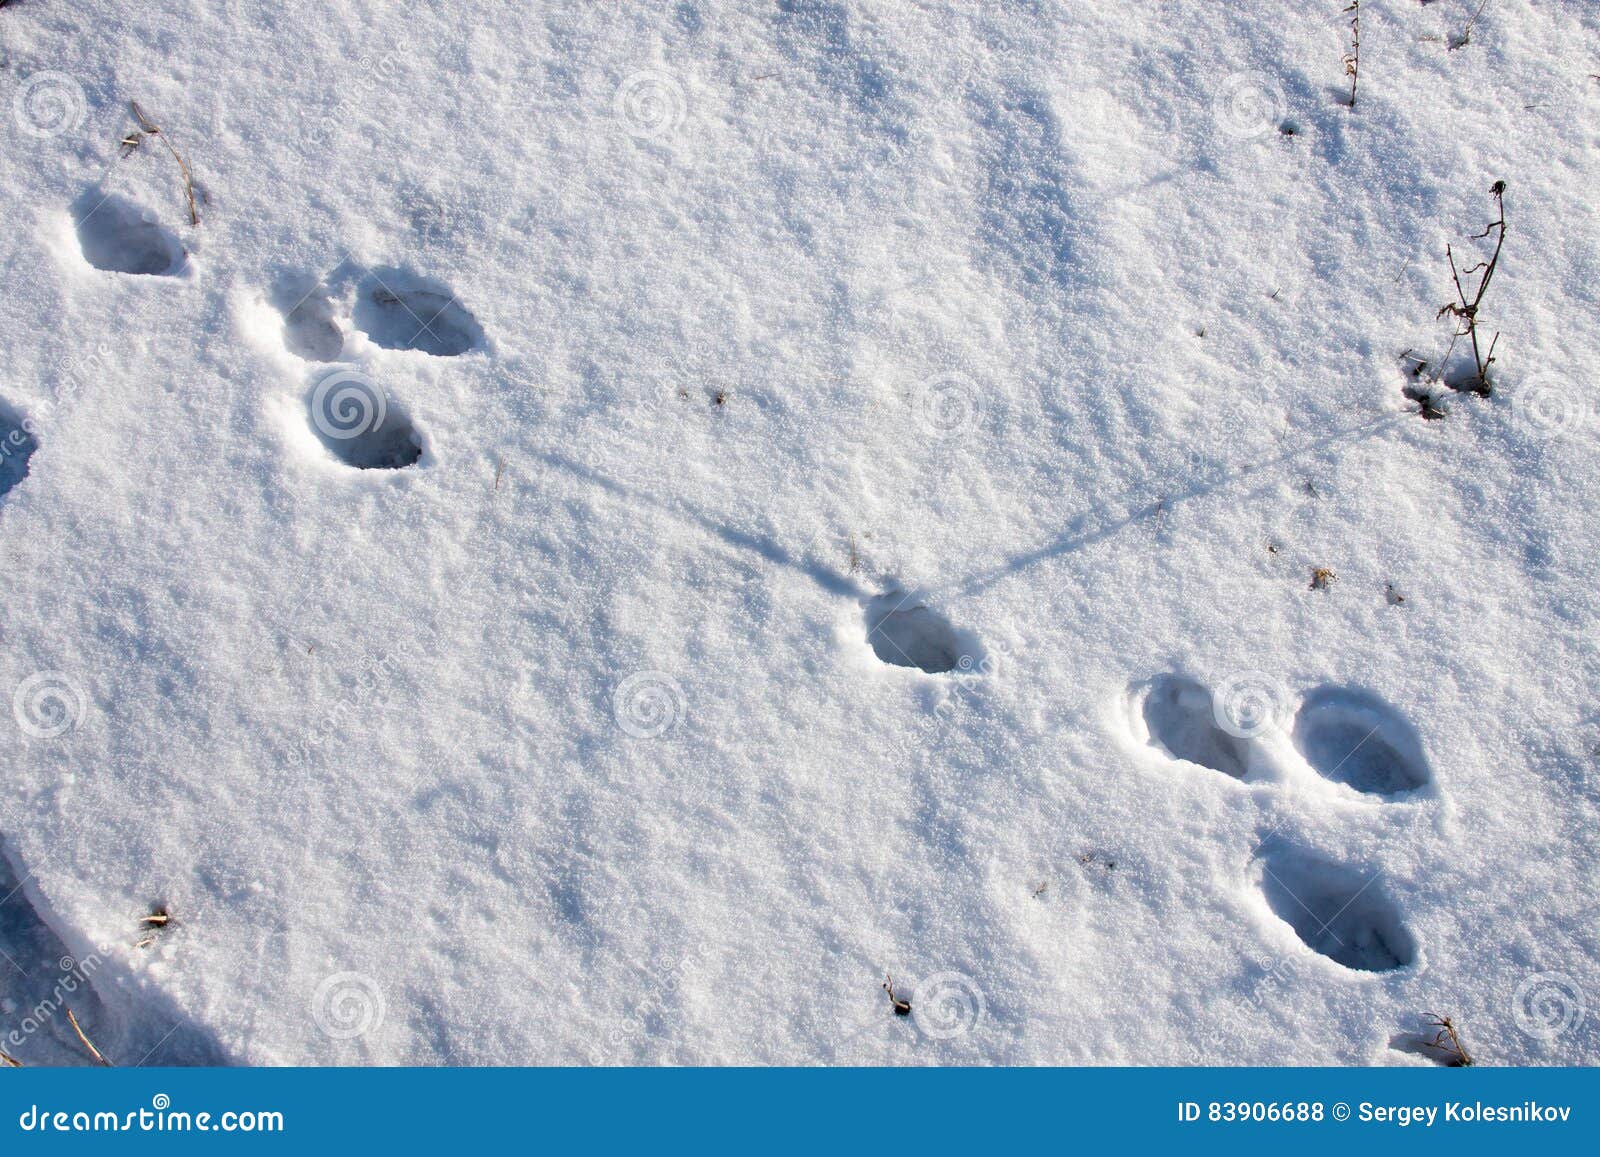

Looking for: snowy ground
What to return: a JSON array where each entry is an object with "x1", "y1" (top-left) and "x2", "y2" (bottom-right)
[{"x1": 2, "y1": 0, "x2": 1598, "y2": 1066}]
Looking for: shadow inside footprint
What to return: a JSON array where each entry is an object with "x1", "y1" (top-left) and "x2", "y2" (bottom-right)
[
  {"x1": 1293, "y1": 687, "x2": 1430, "y2": 796},
  {"x1": 72, "y1": 192, "x2": 184, "y2": 276},
  {"x1": 352, "y1": 269, "x2": 483, "y2": 356},
  {"x1": 1, "y1": 839, "x2": 228, "y2": 1065},
  {"x1": 273, "y1": 278, "x2": 344, "y2": 361},
  {"x1": 1, "y1": 399, "x2": 39, "y2": 500},
  {"x1": 1140, "y1": 674, "x2": 1249, "y2": 778},
  {"x1": 863, "y1": 591, "x2": 980, "y2": 674},
  {"x1": 306, "y1": 371, "x2": 423, "y2": 470},
  {"x1": 1256, "y1": 842, "x2": 1415, "y2": 972}
]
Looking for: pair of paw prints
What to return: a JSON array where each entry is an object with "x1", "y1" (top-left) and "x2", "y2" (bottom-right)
[
  {"x1": 1134, "y1": 674, "x2": 1430, "y2": 799},
  {"x1": 272, "y1": 265, "x2": 486, "y2": 471},
  {"x1": 277, "y1": 267, "x2": 484, "y2": 363},
  {"x1": 1129, "y1": 674, "x2": 1434, "y2": 974}
]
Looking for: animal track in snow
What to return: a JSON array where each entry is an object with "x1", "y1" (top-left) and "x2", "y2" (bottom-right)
[
  {"x1": 72, "y1": 192, "x2": 184, "y2": 276},
  {"x1": 1136, "y1": 674, "x2": 1251, "y2": 779},
  {"x1": 863, "y1": 590, "x2": 980, "y2": 674},
  {"x1": 351, "y1": 269, "x2": 483, "y2": 356},
  {"x1": 1254, "y1": 840, "x2": 1416, "y2": 972},
  {"x1": 1293, "y1": 687, "x2": 1431, "y2": 797},
  {"x1": 306, "y1": 369, "x2": 423, "y2": 470},
  {"x1": 0, "y1": 399, "x2": 39, "y2": 500},
  {"x1": 273, "y1": 279, "x2": 344, "y2": 361}
]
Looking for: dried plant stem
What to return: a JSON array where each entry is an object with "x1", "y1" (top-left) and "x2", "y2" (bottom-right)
[
  {"x1": 66, "y1": 1007, "x2": 112, "y2": 1067},
  {"x1": 1423, "y1": 1012, "x2": 1474, "y2": 1066},
  {"x1": 1438, "y1": 181, "x2": 1506, "y2": 394},
  {"x1": 1451, "y1": 0, "x2": 1492, "y2": 51},
  {"x1": 1343, "y1": 2, "x2": 1361, "y2": 107},
  {"x1": 130, "y1": 101, "x2": 201, "y2": 227}
]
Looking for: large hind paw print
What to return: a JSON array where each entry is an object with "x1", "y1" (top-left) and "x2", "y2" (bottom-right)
[
  {"x1": 352, "y1": 269, "x2": 484, "y2": 357},
  {"x1": 72, "y1": 190, "x2": 186, "y2": 276},
  {"x1": 1133, "y1": 674, "x2": 1254, "y2": 779},
  {"x1": 1253, "y1": 837, "x2": 1416, "y2": 973},
  {"x1": 1292, "y1": 687, "x2": 1430, "y2": 797},
  {"x1": 305, "y1": 367, "x2": 424, "y2": 470}
]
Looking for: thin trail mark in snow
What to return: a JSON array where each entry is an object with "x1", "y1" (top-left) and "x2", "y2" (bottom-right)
[
  {"x1": 957, "y1": 410, "x2": 1403, "y2": 597},
  {"x1": 538, "y1": 451, "x2": 865, "y2": 599}
]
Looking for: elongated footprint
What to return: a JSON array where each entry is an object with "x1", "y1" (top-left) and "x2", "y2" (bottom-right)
[{"x1": 1292, "y1": 687, "x2": 1431, "y2": 797}]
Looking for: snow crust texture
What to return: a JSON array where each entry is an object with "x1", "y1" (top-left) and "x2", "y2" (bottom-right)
[{"x1": 1, "y1": 0, "x2": 1598, "y2": 1065}]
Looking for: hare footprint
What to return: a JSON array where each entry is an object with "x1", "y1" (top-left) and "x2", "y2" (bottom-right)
[{"x1": 1293, "y1": 687, "x2": 1430, "y2": 797}]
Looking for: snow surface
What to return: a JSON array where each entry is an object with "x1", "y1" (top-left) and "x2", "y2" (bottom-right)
[{"x1": 2, "y1": 0, "x2": 1599, "y2": 1066}]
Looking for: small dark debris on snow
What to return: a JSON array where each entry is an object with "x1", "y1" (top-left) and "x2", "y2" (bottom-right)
[
  {"x1": 1310, "y1": 567, "x2": 1337, "y2": 591},
  {"x1": 1403, "y1": 382, "x2": 1448, "y2": 420}
]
